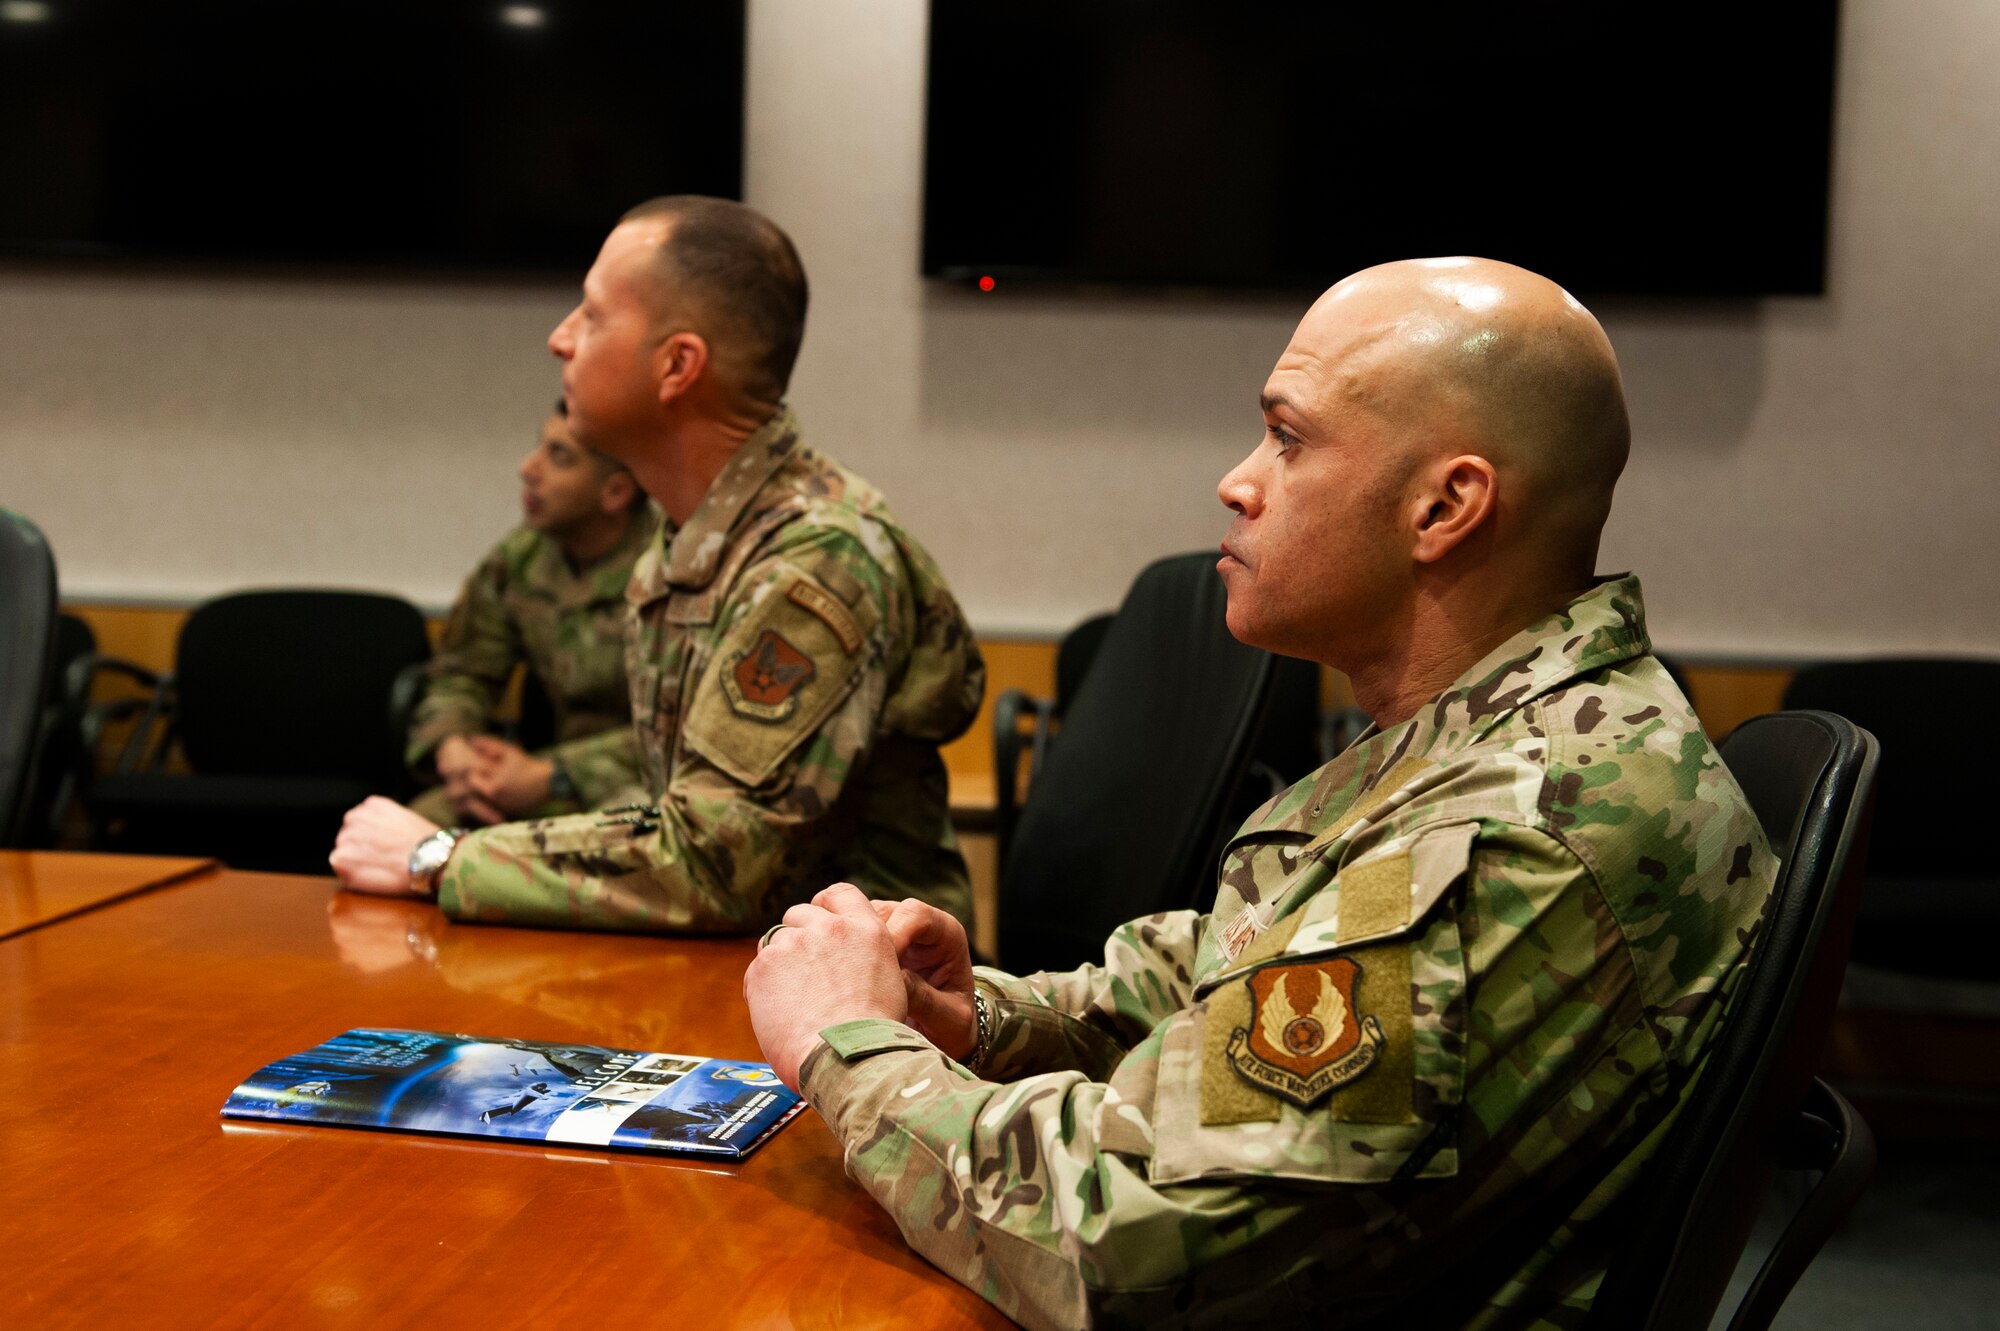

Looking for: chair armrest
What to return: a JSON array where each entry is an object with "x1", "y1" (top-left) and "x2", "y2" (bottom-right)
[
  {"x1": 992, "y1": 687, "x2": 1033, "y2": 808},
  {"x1": 1724, "y1": 1078, "x2": 1876, "y2": 1331},
  {"x1": 78, "y1": 696, "x2": 154, "y2": 753},
  {"x1": 388, "y1": 661, "x2": 431, "y2": 752},
  {"x1": 64, "y1": 657, "x2": 175, "y2": 774},
  {"x1": 63, "y1": 651, "x2": 161, "y2": 704},
  {"x1": 992, "y1": 687, "x2": 1055, "y2": 869},
  {"x1": 117, "y1": 675, "x2": 177, "y2": 772}
]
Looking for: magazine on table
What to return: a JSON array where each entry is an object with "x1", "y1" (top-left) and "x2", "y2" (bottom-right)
[{"x1": 222, "y1": 1028, "x2": 804, "y2": 1159}]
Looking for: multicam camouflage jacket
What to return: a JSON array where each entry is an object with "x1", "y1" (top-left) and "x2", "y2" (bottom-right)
[
  {"x1": 799, "y1": 575, "x2": 1776, "y2": 1330},
  {"x1": 437, "y1": 408, "x2": 985, "y2": 934},
  {"x1": 406, "y1": 508, "x2": 658, "y2": 812}
]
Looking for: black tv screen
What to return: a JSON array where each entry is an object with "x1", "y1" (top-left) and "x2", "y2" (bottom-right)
[
  {"x1": 0, "y1": 0, "x2": 744, "y2": 272},
  {"x1": 924, "y1": 2, "x2": 1840, "y2": 296}
]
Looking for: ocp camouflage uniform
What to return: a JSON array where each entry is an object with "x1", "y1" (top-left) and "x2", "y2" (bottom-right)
[
  {"x1": 407, "y1": 508, "x2": 658, "y2": 823},
  {"x1": 800, "y1": 575, "x2": 1776, "y2": 1330},
  {"x1": 438, "y1": 408, "x2": 984, "y2": 934}
]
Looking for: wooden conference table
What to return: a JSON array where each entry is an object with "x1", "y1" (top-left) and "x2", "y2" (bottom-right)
[
  {"x1": 0, "y1": 849, "x2": 213, "y2": 938},
  {"x1": 0, "y1": 857, "x2": 1010, "y2": 1329}
]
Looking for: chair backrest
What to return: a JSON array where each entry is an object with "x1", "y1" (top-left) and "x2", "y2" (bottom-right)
[
  {"x1": 174, "y1": 590, "x2": 432, "y2": 783},
  {"x1": 1585, "y1": 710, "x2": 1879, "y2": 1330},
  {"x1": 18, "y1": 614, "x2": 99, "y2": 847},
  {"x1": 1052, "y1": 613, "x2": 1114, "y2": 718},
  {"x1": 1241, "y1": 652, "x2": 1323, "y2": 790},
  {"x1": 512, "y1": 669, "x2": 559, "y2": 753},
  {"x1": 0, "y1": 510, "x2": 60, "y2": 846},
  {"x1": 1783, "y1": 657, "x2": 1994, "y2": 879},
  {"x1": 997, "y1": 552, "x2": 1283, "y2": 974},
  {"x1": 51, "y1": 614, "x2": 98, "y2": 689}
]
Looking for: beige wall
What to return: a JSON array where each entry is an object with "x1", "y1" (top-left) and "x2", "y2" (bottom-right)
[{"x1": 5, "y1": 0, "x2": 1997, "y2": 657}]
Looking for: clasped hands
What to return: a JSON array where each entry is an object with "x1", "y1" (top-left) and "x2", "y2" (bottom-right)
[
  {"x1": 434, "y1": 733, "x2": 555, "y2": 826},
  {"x1": 744, "y1": 883, "x2": 979, "y2": 1092}
]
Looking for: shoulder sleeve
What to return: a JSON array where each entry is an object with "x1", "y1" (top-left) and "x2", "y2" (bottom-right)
[
  {"x1": 436, "y1": 528, "x2": 914, "y2": 934},
  {"x1": 679, "y1": 548, "x2": 881, "y2": 789},
  {"x1": 406, "y1": 541, "x2": 525, "y2": 770},
  {"x1": 798, "y1": 821, "x2": 1652, "y2": 1328}
]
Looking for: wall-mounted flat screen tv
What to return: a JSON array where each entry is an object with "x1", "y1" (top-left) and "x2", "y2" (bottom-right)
[
  {"x1": 924, "y1": 2, "x2": 1840, "y2": 296},
  {"x1": 0, "y1": 1, "x2": 744, "y2": 273}
]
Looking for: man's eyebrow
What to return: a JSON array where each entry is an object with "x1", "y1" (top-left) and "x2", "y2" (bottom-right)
[{"x1": 1260, "y1": 391, "x2": 1300, "y2": 417}]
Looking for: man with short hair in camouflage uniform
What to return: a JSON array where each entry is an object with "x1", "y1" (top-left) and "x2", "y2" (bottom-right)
[
  {"x1": 405, "y1": 400, "x2": 658, "y2": 829},
  {"x1": 332, "y1": 197, "x2": 982, "y2": 934},
  {"x1": 744, "y1": 258, "x2": 1777, "y2": 1327}
]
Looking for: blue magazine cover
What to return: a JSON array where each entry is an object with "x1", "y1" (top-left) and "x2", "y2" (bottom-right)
[{"x1": 222, "y1": 1028, "x2": 805, "y2": 1159}]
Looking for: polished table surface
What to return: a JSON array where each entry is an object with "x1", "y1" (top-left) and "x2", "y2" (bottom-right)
[
  {"x1": 0, "y1": 849, "x2": 215, "y2": 939},
  {"x1": 0, "y1": 867, "x2": 1011, "y2": 1329}
]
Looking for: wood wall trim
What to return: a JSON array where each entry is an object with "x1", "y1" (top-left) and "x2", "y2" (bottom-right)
[{"x1": 59, "y1": 602, "x2": 1806, "y2": 779}]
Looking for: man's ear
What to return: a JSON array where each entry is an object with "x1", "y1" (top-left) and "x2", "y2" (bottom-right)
[
  {"x1": 1412, "y1": 454, "x2": 1498, "y2": 564},
  {"x1": 655, "y1": 330, "x2": 709, "y2": 407},
  {"x1": 597, "y1": 469, "x2": 639, "y2": 517}
]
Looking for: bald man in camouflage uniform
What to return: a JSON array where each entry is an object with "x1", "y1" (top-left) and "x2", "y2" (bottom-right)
[
  {"x1": 334, "y1": 198, "x2": 981, "y2": 933},
  {"x1": 745, "y1": 259, "x2": 1776, "y2": 1327}
]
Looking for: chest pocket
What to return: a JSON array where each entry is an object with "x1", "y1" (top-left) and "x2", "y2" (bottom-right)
[
  {"x1": 1149, "y1": 821, "x2": 1478, "y2": 1187},
  {"x1": 682, "y1": 566, "x2": 875, "y2": 788}
]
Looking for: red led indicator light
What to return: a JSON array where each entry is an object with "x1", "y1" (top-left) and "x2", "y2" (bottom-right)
[{"x1": 977, "y1": 275, "x2": 995, "y2": 292}]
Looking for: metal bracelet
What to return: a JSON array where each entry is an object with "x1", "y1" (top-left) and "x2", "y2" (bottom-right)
[{"x1": 965, "y1": 988, "x2": 995, "y2": 1074}]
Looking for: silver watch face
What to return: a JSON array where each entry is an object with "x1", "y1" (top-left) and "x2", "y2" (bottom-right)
[{"x1": 408, "y1": 831, "x2": 455, "y2": 879}]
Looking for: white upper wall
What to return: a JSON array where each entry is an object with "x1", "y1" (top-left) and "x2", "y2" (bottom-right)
[{"x1": 3, "y1": 0, "x2": 1995, "y2": 656}]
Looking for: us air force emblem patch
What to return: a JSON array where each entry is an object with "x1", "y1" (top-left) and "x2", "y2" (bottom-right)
[
  {"x1": 723, "y1": 629, "x2": 817, "y2": 722},
  {"x1": 1226, "y1": 958, "x2": 1384, "y2": 1107}
]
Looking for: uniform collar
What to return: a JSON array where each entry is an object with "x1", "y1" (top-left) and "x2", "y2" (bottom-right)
[
  {"x1": 1359, "y1": 573, "x2": 1652, "y2": 764},
  {"x1": 626, "y1": 407, "x2": 802, "y2": 605},
  {"x1": 523, "y1": 506, "x2": 659, "y2": 608}
]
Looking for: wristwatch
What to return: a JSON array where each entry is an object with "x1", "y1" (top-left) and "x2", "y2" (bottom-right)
[
  {"x1": 407, "y1": 828, "x2": 462, "y2": 898},
  {"x1": 546, "y1": 760, "x2": 577, "y2": 803}
]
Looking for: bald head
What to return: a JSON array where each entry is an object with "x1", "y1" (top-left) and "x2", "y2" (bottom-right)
[
  {"x1": 1219, "y1": 257, "x2": 1630, "y2": 714},
  {"x1": 1295, "y1": 256, "x2": 1629, "y2": 579}
]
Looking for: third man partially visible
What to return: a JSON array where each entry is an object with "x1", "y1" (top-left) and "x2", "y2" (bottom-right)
[{"x1": 407, "y1": 400, "x2": 657, "y2": 828}]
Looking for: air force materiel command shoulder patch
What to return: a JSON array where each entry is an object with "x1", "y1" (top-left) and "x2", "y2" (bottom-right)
[
  {"x1": 723, "y1": 629, "x2": 818, "y2": 722},
  {"x1": 1226, "y1": 958, "x2": 1385, "y2": 1107}
]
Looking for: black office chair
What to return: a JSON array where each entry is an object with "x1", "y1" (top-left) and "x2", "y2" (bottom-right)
[
  {"x1": 1585, "y1": 710, "x2": 1880, "y2": 1331},
  {"x1": 996, "y1": 552, "x2": 1314, "y2": 974},
  {"x1": 511, "y1": 668, "x2": 560, "y2": 753},
  {"x1": 0, "y1": 509, "x2": 60, "y2": 847},
  {"x1": 86, "y1": 589, "x2": 432, "y2": 874},
  {"x1": 991, "y1": 612, "x2": 1113, "y2": 867},
  {"x1": 1783, "y1": 658, "x2": 1997, "y2": 980},
  {"x1": 15, "y1": 613, "x2": 106, "y2": 848}
]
